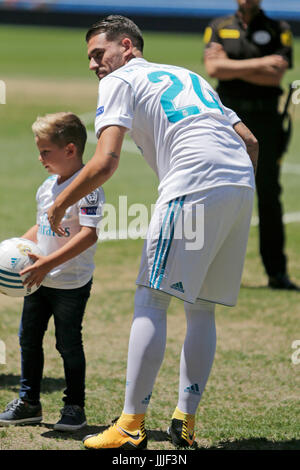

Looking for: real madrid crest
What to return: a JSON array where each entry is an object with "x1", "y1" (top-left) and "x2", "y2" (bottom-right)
[
  {"x1": 85, "y1": 190, "x2": 99, "y2": 206},
  {"x1": 252, "y1": 30, "x2": 271, "y2": 45}
]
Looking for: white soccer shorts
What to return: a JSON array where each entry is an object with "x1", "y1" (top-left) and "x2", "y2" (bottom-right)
[{"x1": 136, "y1": 185, "x2": 254, "y2": 306}]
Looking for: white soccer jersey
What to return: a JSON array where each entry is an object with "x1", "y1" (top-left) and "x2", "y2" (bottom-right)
[
  {"x1": 95, "y1": 58, "x2": 255, "y2": 206},
  {"x1": 36, "y1": 169, "x2": 105, "y2": 289}
]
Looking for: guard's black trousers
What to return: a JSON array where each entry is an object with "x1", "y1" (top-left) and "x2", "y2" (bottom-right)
[{"x1": 221, "y1": 97, "x2": 287, "y2": 277}]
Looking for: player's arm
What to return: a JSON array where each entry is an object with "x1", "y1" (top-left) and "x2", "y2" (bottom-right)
[
  {"x1": 20, "y1": 226, "x2": 98, "y2": 288},
  {"x1": 21, "y1": 224, "x2": 38, "y2": 243},
  {"x1": 48, "y1": 125, "x2": 126, "y2": 235},
  {"x1": 233, "y1": 121, "x2": 259, "y2": 174},
  {"x1": 204, "y1": 42, "x2": 288, "y2": 86}
]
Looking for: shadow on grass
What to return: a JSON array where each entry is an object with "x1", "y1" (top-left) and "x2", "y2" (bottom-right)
[
  {"x1": 241, "y1": 284, "x2": 300, "y2": 297},
  {"x1": 148, "y1": 431, "x2": 300, "y2": 450},
  {"x1": 205, "y1": 438, "x2": 300, "y2": 450},
  {"x1": 40, "y1": 427, "x2": 172, "y2": 446},
  {"x1": 10, "y1": 421, "x2": 295, "y2": 452},
  {"x1": 0, "y1": 374, "x2": 65, "y2": 394},
  {"x1": 40, "y1": 424, "x2": 108, "y2": 442},
  {"x1": 40, "y1": 427, "x2": 300, "y2": 450}
]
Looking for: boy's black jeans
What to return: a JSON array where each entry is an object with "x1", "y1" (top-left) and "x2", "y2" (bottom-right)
[{"x1": 18, "y1": 279, "x2": 92, "y2": 408}]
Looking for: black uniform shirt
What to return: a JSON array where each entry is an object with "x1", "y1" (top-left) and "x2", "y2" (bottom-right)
[{"x1": 204, "y1": 9, "x2": 293, "y2": 99}]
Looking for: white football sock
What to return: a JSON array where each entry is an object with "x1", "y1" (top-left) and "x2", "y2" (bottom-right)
[
  {"x1": 123, "y1": 287, "x2": 216, "y2": 417},
  {"x1": 123, "y1": 286, "x2": 171, "y2": 414},
  {"x1": 177, "y1": 299, "x2": 216, "y2": 415}
]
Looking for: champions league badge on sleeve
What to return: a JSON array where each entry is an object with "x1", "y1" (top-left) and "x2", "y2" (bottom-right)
[
  {"x1": 85, "y1": 190, "x2": 99, "y2": 206},
  {"x1": 96, "y1": 106, "x2": 104, "y2": 117},
  {"x1": 81, "y1": 207, "x2": 98, "y2": 215}
]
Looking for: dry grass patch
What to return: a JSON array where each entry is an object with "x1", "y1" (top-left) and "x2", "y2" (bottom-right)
[{"x1": 4, "y1": 76, "x2": 97, "y2": 104}]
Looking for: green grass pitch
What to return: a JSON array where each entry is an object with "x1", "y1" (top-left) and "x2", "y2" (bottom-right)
[{"x1": 0, "y1": 25, "x2": 299, "y2": 450}]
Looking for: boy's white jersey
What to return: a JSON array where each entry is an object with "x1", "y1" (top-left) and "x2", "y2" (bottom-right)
[
  {"x1": 36, "y1": 169, "x2": 105, "y2": 289},
  {"x1": 95, "y1": 58, "x2": 255, "y2": 206}
]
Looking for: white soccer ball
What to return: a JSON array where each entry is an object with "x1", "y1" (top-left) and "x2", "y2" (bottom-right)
[{"x1": 0, "y1": 237, "x2": 44, "y2": 297}]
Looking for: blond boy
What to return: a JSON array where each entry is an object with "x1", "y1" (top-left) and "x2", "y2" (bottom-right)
[{"x1": 0, "y1": 112, "x2": 104, "y2": 431}]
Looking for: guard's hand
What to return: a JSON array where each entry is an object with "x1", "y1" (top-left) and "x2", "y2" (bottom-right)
[
  {"x1": 205, "y1": 42, "x2": 228, "y2": 60},
  {"x1": 20, "y1": 253, "x2": 52, "y2": 288},
  {"x1": 47, "y1": 203, "x2": 66, "y2": 236},
  {"x1": 260, "y1": 54, "x2": 289, "y2": 72}
]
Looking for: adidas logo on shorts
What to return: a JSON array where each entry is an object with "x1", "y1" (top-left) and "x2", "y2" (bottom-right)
[{"x1": 170, "y1": 282, "x2": 185, "y2": 293}]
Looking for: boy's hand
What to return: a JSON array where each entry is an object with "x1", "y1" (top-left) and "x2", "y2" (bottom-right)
[{"x1": 20, "y1": 253, "x2": 52, "y2": 289}]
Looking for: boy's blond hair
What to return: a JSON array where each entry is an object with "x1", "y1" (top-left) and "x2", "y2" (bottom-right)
[{"x1": 32, "y1": 112, "x2": 87, "y2": 157}]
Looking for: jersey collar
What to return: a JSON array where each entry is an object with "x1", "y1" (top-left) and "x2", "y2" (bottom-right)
[{"x1": 126, "y1": 57, "x2": 147, "y2": 66}]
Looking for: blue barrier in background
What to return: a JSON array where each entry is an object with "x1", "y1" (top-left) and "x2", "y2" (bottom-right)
[{"x1": 1, "y1": 0, "x2": 300, "y2": 20}]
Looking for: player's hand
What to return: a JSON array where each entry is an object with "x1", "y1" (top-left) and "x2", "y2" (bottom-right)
[
  {"x1": 47, "y1": 203, "x2": 66, "y2": 236},
  {"x1": 20, "y1": 253, "x2": 52, "y2": 288}
]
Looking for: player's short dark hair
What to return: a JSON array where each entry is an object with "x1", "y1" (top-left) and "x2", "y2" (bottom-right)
[
  {"x1": 86, "y1": 15, "x2": 144, "y2": 52},
  {"x1": 32, "y1": 112, "x2": 87, "y2": 158}
]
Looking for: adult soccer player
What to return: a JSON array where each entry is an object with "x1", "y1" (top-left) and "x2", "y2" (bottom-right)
[{"x1": 48, "y1": 15, "x2": 258, "y2": 449}]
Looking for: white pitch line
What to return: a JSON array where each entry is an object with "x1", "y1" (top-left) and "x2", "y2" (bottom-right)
[
  {"x1": 82, "y1": 112, "x2": 300, "y2": 172},
  {"x1": 98, "y1": 211, "x2": 300, "y2": 242},
  {"x1": 79, "y1": 111, "x2": 95, "y2": 123},
  {"x1": 86, "y1": 130, "x2": 97, "y2": 144},
  {"x1": 86, "y1": 130, "x2": 140, "y2": 154},
  {"x1": 251, "y1": 212, "x2": 300, "y2": 226},
  {"x1": 87, "y1": 129, "x2": 300, "y2": 170},
  {"x1": 81, "y1": 111, "x2": 141, "y2": 155},
  {"x1": 282, "y1": 163, "x2": 300, "y2": 175}
]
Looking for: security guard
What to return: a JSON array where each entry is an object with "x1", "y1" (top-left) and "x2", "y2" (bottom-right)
[{"x1": 204, "y1": 0, "x2": 298, "y2": 290}]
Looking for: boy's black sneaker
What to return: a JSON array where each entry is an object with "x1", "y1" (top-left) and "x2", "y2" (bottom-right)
[
  {"x1": 54, "y1": 404, "x2": 87, "y2": 432},
  {"x1": 0, "y1": 398, "x2": 42, "y2": 426},
  {"x1": 167, "y1": 417, "x2": 197, "y2": 449}
]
